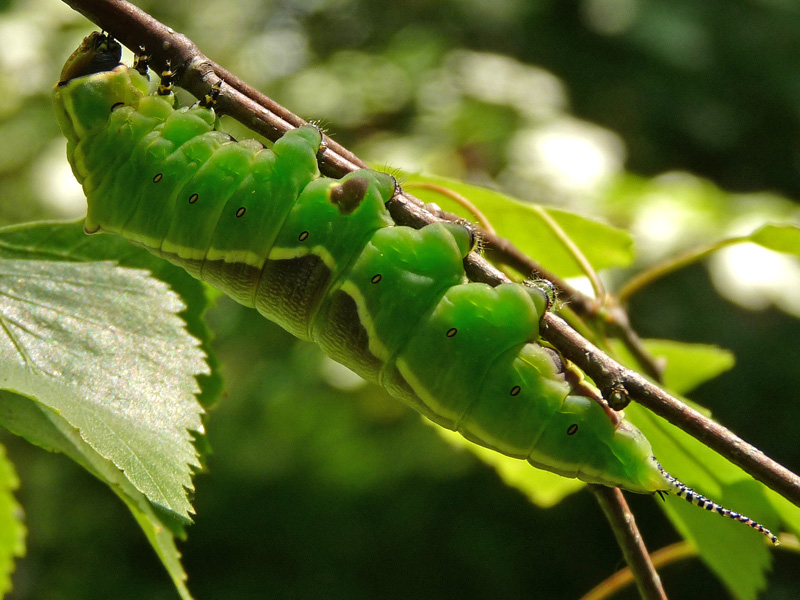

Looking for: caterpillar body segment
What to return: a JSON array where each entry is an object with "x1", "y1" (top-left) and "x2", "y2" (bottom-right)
[{"x1": 53, "y1": 32, "x2": 779, "y2": 545}]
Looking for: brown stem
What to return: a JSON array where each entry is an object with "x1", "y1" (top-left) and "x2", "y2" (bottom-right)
[
  {"x1": 588, "y1": 486, "x2": 668, "y2": 600},
  {"x1": 62, "y1": 0, "x2": 800, "y2": 510}
]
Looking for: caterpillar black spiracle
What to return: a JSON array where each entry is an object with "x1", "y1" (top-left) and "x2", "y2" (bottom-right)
[{"x1": 53, "y1": 32, "x2": 779, "y2": 546}]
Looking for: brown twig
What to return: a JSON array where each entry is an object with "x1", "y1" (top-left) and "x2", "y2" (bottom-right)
[
  {"x1": 62, "y1": 0, "x2": 800, "y2": 510},
  {"x1": 589, "y1": 485, "x2": 668, "y2": 600}
]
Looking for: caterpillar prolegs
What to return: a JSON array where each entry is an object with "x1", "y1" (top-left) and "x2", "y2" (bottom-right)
[{"x1": 53, "y1": 32, "x2": 779, "y2": 545}]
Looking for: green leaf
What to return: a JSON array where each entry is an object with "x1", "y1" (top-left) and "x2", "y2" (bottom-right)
[
  {"x1": 661, "y1": 478, "x2": 773, "y2": 600},
  {"x1": 0, "y1": 391, "x2": 193, "y2": 600},
  {"x1": 645, "y1": 340, "x2": 735, "y2": 394},
  {"x1": 765, "y1": 489, "x2": 800, "y2": 540},
  {"x1": 748, "y1": 223, "x2": 800, "y2": 256},
  {"x1": 0, "y1": 222, "x2": 210, "y2": 519},
  {"x1": 610, "y1": 339, "x2": 736, "y2": 395},
  {"x1": 0, "y1": 443, "x2": 24, "y2": 597},
  {"x1": 0, "y1": 220, "x2": 221, "y2": 410},
  {"x1": 433, "y1": 426, "x2": 584, "y2": 508},
  {"x1": 627, "y1": 404, "x2": 778, "y2": 600},
  {"x1": 386, "y1": 170, "x2": 635, "y2": 277}
]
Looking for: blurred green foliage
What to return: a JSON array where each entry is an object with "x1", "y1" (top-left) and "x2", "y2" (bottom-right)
[{"x1": 1, "y1": 0, "x2": 799, "y2": 598}]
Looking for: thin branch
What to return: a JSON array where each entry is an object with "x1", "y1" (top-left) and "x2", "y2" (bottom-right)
[
  {"x1": 588, "y1": 485, "x2": 667, "y2": 600},
  {"x1": 61, "y1": 0, "x2": 800, "y2": 510}
]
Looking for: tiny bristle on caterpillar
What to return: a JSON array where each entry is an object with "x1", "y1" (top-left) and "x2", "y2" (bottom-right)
[{"x1": 52, "y1": 31, "x2": 781, "y2": 547}]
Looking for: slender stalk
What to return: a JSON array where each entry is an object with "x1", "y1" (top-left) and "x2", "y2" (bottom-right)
[
  {"x1": 529, "y1": 205, "x2": 606, "y2": 301},
  {"x1": 588, "y1": 486, "x2": 667, "y2": 600},
  {"x1": 402, "y1": 182, "x2": 497, "y2": 235},
  {"x1": 582, "y1": 532, "x2": 800, "y2": 600},
  {"x1": 580, "y1": 541, "x2": 695, "y2": 600},
  {"x1": 617, "y1": 237, "x2": 746, "y2": 304}
]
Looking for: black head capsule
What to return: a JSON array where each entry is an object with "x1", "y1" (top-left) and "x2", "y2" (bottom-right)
[
  {"x1": 657, "y1": 464, "x2": 780, "y2": 546},
  {"x1": 59, "y1": 32, "x2": 122, "y2": 84}
]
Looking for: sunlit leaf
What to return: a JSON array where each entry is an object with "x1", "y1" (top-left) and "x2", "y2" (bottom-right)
[
  {"x1": 385, "y1": 170, "x2": 635, "y2": 277},
  {"x1": 0, "y1": 257, "x2": 206, "y2": 518},
  {"x1": 748, "y1": 223, "x2": 800, "y2": 256},
  {"x1": 610, "y1": 339, "x2": 735, "y2": 395},
  {"x1": 627, "y1": 404, "x2": 778, "y2": 600},
  {"x1": 0, "y1": 221, "x2": 215, "y2": 519},
  {"x1": 0, "y1": 391, "x2": 192, "y2": 600},
  {"x1": 0, "y1": 221, "x2": 221, "y2": 410},
  {"x1": 644, "y1": 340, "x2": 735, "y2": 394}
]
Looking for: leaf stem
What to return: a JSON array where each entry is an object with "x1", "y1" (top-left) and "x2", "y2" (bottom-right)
[
  {"x1": 580, "y1": 541, "x2": 694, "y2": 600},
  {"x1": 402, "y1": 181, "x2": 497, "y2": 235},
  {"x1": 617, "y1": 237, "x2": 747, "y2": 304},
  {"x1": 581, "y1": 532, "x2": 800, "y2": 600},
  {"x1": 530, "y1": 205, "x2": 606, "y2": 301}
]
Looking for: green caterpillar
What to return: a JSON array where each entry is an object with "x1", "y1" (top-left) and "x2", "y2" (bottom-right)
[{"x1": 53, "y1": 32, "x2": 778, "y2": 545}]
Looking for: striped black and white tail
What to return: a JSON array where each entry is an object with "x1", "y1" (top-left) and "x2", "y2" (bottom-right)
[{"x1": 658, "y1": 464, "x2": 780, "y2": 545}]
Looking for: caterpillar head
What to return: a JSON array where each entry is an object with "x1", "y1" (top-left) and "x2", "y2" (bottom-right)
[
  {"x1": 59, "y1": 32, "x2": 122, "y2": 84},
  {"x1": 54, "y1": 33, "x2": 150, "y2": 140}
]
